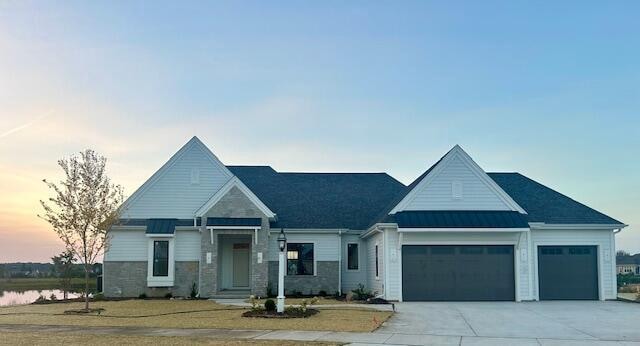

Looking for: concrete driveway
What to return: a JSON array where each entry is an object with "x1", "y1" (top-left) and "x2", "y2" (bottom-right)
[{"x1": 374, "y1": 301, "x2": 640, "y2": 345}]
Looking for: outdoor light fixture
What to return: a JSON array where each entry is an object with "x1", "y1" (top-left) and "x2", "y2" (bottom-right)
[
  {"x1": 277, "y1": 228, "x2": 287, "y2": 252},
  {"x1": 277, "y1": 228, "x2": 287, "y2": 313}
]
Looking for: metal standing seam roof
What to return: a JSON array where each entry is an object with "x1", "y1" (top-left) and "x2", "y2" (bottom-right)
[
  {"x1": 145, "y1": 219, "x2": 178, "y2": 234},
  {"x1": 206, "y1": 217, "x2": 262, "y2": 227},
  {"x1": 392, "y1": 210, "x2": 530, "y2": 228}
]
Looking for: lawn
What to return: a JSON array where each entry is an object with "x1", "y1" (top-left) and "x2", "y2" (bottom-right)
[
  {"x1": 0, "y1": 332, "x2": 338, "y2": 346},
  {"x1": 0, "y1": 278, "x2": 96, "y2": 291},
  {"x1": 0, "y1": 299, "x2": 391, "y2": 332}
]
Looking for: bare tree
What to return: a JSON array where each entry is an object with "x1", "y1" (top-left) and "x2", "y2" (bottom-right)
[{"x1": 40, "y1": 149, "x2": 123, "y2": 311}]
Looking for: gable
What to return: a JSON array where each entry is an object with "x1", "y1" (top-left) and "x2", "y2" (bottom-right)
[
  {"x1": 121, "y1": 137, "x2": 233, "y2": 219},
  {"x1": 195, "y1": 177, "x2": 275, "y2": 218},
  {"x1": 391, "y1": 146, "x2": 526, "y2": 214}
]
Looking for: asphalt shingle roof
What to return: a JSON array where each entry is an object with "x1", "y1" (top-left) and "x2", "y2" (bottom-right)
[
  {"x1": 227, "y1": 166, "x2": 406, "y2": 230},
  {"x1": 226, "y1": 166, "x2": 623, "y2": 230},
  {"x1": 489, "y1": 173, "x2": 623, "y2": 225}
]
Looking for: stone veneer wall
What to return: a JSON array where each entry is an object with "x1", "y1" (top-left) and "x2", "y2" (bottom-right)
[
  {"x1": 199, "y1": 185, "x2": 270, "y2": 297},
  {"x1": 268, "y1": 261, "x2": 340, "y2": 296},
  {"x1": 103, "y1": 261, "x2": 198, "y2": 297}
]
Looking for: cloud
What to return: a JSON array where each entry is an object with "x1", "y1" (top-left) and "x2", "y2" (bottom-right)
[{"x1": 0, "y1": 110, "x2": 53, "y2": 139}]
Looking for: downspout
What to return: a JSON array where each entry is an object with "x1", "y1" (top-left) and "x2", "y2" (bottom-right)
[{"x1": 338, "y1": 230, "x2": 342, "y2": 295}]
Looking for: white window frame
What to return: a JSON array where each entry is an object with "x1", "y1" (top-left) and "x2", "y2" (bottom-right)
[
  {"x1": 346, "y1": 242, "x2": 360, "y2": 272},
  {"x1": 146, "y1": 234, "x2": 175, "y2": 287},
  {"x1": 375, "y1": 243, "x2": 380, "y2": 280}
]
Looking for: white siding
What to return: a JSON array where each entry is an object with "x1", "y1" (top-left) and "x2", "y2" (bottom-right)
[
  {"x1": 404, "y1": 154, "x2": 511, "y2": 211},
  {"x1": 341, "y1": 234, "x2": 367, "y2": 293},
  {"x1": 365, "y1": 232, "x2": 384, "y2": 296},
  {"x1": 105, "y1": 230, "x2": 147, "y2": 261},
  {"x1": 267, "y1": 232, "x2": 340, "y2": 262},
  {"x1": 175, "y1": 230, "x2": 201, "y2": 261},
  {"x1": 104, "y1": 229, "x2": 200, "y2": 262},
  {"x1": 387, "y1": 229, "x2": 531, "y2": 301},
  {"x1": 123, "y1": 140, "x2": 232, "y2": 219},
  {"x1": 530, "y1": 229, "x2": 616, "y2": 300}
]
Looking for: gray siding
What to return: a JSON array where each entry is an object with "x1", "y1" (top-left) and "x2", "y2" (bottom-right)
[
  {"x1": 404, "y1": 153, "x2": 511, "y2": 211},
  {"x1": 341, "y1": 233, "x2": 367, "y2": 293},
  {"x1": 366, "y1": 232, "x2": 384, "y2": 296},
  {"x1": 123, "y1": 138, "x2": 232, "y2": 219}
]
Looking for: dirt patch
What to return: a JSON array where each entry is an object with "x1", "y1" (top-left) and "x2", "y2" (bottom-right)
[{"x1": 242, "y1": 309, "x2": 319, "y2": 318}]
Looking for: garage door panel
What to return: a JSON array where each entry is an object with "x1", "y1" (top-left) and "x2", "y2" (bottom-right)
[
  {"x1": 402, "y1": 245, "x2": 515, "y2": 301},
  {"x1": 538, "y1": 246, "x2": 598, "y2": 300}
]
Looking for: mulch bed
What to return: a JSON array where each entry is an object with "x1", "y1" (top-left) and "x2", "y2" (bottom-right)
[
  {"x1": 242, "y1": 309, "x2": 319, "y2": 318},
  {"x1": 63, "y1": 308, "x2": 106, "y2": 314}
]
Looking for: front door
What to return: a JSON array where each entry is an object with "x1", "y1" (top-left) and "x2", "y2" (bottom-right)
[{"x1": 232, "y1": 243, "x2": 250, "y2": 287}]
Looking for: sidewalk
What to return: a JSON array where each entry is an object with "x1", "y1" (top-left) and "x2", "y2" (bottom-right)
[{"x1": 2, "y1": 323, "x2": 640, "y2": 345}]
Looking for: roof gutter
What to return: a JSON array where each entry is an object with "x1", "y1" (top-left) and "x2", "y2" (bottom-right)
[
  {"x1": 361, "y1": 223, "x2": 397, "y2": 239},
  {"x1": 529, "y1": 223, "x2": 628, "y2": 231}
]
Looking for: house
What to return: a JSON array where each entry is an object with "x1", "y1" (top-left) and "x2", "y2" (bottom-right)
[
  {"x1": 617, "y1": 257, "x2": 640, "y2": 275},
  {"x1": 103, "y1": 137, "x2": 626, "y2": 301}
]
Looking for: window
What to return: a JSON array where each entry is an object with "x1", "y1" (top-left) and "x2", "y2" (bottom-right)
[
  {"x1": 153, "y1": 240, "x2": 169, "y2": 277},
  {"x1": 347, "y1": 243, "x2": 359, "y2": 270},
  {"x1": 375, "y1": 245, "x2": 379, "y2": 278},
  {"x1": 287, "y1": 243, "x2": 314, "y2": 275}
]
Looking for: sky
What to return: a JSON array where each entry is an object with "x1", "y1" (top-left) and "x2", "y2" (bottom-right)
[{"x1": 0, "y1": 1, "x2": 638, "y2": 262}]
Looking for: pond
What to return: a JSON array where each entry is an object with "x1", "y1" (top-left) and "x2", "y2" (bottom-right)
[{"x1": 0, "y1": 289, "x2": 81, "y2": 307}]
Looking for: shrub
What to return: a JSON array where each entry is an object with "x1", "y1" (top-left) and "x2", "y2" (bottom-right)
[
  {"x1": 35, "y1": 295, "x2": 46, "y2": 303},
  {"x1": 249, "y1": 295, "x2": 260, "y2": 310},
  {"x1": 93, "y1": 293, "x2": 105, "y2": 301},
  {"x1": 309, "y1": 296, "x2": 319, "y2": 305},
  {"x1": 164, "y1": 292, "x2": 173, "y2": 299},
  {"x1": 138, "y1": 293, "x2": 148, "y2": 299},
  {"x1": 49, "y1": 293, "x2": 57, "y2": 301},
  {"x1": 190, "y1": 282, "x2": 198, "y2": 299},
  {"x1": 264, "y1": 299, "x2": 276, "y2": 312},
  {"x1": 352, "y1": 283, "x2": 374, "y2": 301},
  {"x1": 318, "y1": 290, "x2": 327, "y2": 297}
]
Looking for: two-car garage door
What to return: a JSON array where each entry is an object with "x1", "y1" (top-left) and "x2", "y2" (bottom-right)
[
  {"x1": 402, "y1": 244, "x2": 599, "y2": 301},
  {"x1": 402, "y1": 245, "x2": 515, "y2": 301}
]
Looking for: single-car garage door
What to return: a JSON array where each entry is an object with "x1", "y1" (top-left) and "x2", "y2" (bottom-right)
[
  {"x1": 538, "y1": 246, "x2": 598, "y2": 300},
  {"x1": 402, "y1": 245, "x2": 515, "y2": 301}
]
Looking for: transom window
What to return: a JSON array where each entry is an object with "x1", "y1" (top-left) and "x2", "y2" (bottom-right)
[
  {"x1": 347, "y1": 243, "x2": 359, "y2": 270},
  {"x1": 153, "y1": 240, "x2": 169, "y2": 277},
  {"x1": 287, "y1": 243, "x2": 314, "y2": 275}
]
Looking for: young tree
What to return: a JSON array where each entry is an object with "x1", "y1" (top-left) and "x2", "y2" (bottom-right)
[
  {"x1": 40, "y1": 149, "x2": 123, "y2": 311},
  {"x1": 52, "y1": 250, "x2": 76, "y2": 300}
]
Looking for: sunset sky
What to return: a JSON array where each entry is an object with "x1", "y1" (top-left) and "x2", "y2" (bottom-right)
[{"x1": 0, "y1": 1, "x2": 638, "y2": 262}]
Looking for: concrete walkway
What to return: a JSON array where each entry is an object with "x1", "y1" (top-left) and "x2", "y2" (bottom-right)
[{"x1": 2, "y1": 323, "x2": 640, "y2": 345}]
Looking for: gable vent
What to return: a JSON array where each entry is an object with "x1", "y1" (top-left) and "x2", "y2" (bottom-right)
[
  {"x1": 190, "y1": 168, "x2": 200, "y2": 184},
  {"x1": 452, "y1": 180, "x2": 463, "y2": 199}
]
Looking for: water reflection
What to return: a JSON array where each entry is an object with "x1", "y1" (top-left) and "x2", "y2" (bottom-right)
[{"x1": 0, "y1": 289, "x2": 81, "y2": 306}]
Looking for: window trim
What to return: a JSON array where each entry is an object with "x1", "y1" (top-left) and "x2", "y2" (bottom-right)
[
  {"x1": 375, "y1": 243, "x2": 380, "y2": 280},
  {"x1": 346, "y1": 242, "x2": 360, "y2": 271},
  {"x1": 147, "y1": 236, "x2": 175, "y2": 287},
  {"x1": 285, "y1": 242, "x2": 316, "y2": 276}
]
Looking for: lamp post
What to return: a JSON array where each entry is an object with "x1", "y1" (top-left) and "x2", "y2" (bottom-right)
[{"x1": 276, "y1": 228, "x2": 287, "y2": 313}]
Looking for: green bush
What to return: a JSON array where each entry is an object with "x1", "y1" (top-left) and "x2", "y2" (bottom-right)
[
  {"x1": 352, "y1": 283, "x2": 374, "y2": 301},
  {"x1": 190, "y1": 282, "x2": 198, "y2": 299},
  {"x1": 318, "y1": 290, "x2": 327, "y2": 297},
  {"x1": 93, "y1": 292, "x2": 105, "y2": 301},
  {"x1": 138, "y1": 293, "x2": 148, "y2": 299},
  {"x1": 264, "y1": 299, "x2": 276, "y2": 312},
  {"x1": 164, "y1": 292, "x2": 173, "y2": 299}
]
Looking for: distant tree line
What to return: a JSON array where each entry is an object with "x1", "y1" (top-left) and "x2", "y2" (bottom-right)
[{"x1": 0, "y1": 262, "x2": 101, "y2": 279}]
